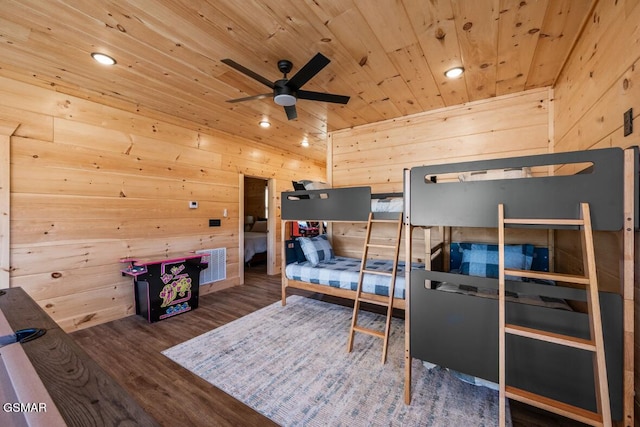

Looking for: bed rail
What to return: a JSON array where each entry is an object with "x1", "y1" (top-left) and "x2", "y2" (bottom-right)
[
  {"x1": 409, "y1": 147, "x2": 636, "y2": 231},
  {"x1": 282, "y1": 186, "x2": 371, "y2": 221}
]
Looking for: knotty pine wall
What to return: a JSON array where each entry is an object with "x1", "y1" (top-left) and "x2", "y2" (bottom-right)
[
  {"x1": 0, "y1": 75, "x2": 324, "y2": 332},
  {"x1": 330, "y1": 87, "x2": 552, "y2": 261},
  {"x1": 552, "y1": 0, "x2": 640, "y2": 420}
]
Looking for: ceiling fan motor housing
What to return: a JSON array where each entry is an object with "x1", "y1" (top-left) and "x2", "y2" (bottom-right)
[{"x1": 273, "y1": 79, "x2": 296, "y2": 106}]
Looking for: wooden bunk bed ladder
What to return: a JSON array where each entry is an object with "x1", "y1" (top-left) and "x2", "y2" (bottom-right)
[
  {"x1": 347, "y1": 212, "x2": 403, "y2": 364},
  {"x1": 498, "y1": 203, "x2": 611, "y2": 427}
]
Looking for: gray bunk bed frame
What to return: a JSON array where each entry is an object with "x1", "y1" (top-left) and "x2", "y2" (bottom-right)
[
  {"x1": 281, "y1": 186, "x2": 402, "y2": 222},
  {"x1": 280, "y1": 186, "x2": 407, "y2": 307},
  {"x1": 404, "y1": 147, "x2": 638, "y2": 419}
]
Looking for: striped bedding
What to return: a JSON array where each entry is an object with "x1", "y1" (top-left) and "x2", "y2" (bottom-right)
[{"x1": 285, "y1": 256, "x2": 414, "y2": 299}]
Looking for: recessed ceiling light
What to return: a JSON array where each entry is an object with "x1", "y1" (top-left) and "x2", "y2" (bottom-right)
[
  {"x1": 91, "y1": 52, "x2": 116, "y2": 65},
  {"x1": 444, "y1": 67, "x2": 464, "y2": 79},
  {"x1": 259, "y1": 120, "x2": 271, "y2": 128},
  {"x1": 301, "y1": 138, "x2": 309, "y2": 148}
]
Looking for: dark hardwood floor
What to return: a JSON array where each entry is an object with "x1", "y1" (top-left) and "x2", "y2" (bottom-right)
[{"x1": 71, "y1": 265, "x2": 586, "y2": 426}]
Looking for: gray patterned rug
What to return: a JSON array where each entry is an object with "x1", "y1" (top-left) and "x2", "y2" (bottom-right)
[{"x1": 162, "y1": 295, "x2": 510, "y2": 426}]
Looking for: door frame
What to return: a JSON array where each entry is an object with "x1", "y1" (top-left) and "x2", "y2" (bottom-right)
[
  {"x1": 239, "y1": 173, "x2": 277, "y2": 284},
  {"x1": 0, "y1": 123, "x2": 18, "y2": 288}
]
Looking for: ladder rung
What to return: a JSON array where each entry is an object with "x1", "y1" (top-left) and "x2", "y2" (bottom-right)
[
  {"x1": 504, "y1": 218, "x2": 584, "y2": 226},
  {"x1": 505, "y1": 386, "x2": 603, "y2": 426},
  {"x1": 504, "y1": 269, "x2": 590, "y2": 284},
  {"x1": 366, "y1": 243, "x2": 396, "y2": 249},
  {"x1": 357, "y1": 297, "x2": 390, "y2": 307},
  {"x1": 353, "y1": 325, "x2": 385, "y2": 338},
  {"x1": 370, "y1": 219, "x2": 401, "y2": 223},
  {"x1": 505, "y1": 323, "x2": 596, "y2": 351},
  {"x1": 362, "y1": 269, "x2": 394, "y2": 276}
]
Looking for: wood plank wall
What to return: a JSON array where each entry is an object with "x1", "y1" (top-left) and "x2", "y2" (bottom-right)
[
  {"x1": 330, "y1": 87, "x2": 552, "y2": 261},
  {"x1": 0, "y1": 74, "x2": 324, "y2": 332},
  {"x1": 552, "y1": 0, "x2": 640, "y2": 422}
]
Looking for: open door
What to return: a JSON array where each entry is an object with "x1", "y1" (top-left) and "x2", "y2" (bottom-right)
[{"x1": 240, "y1": 174, "x2": 277, "y2": 282}]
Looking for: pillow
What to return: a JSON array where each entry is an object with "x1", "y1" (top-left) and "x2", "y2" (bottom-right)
[
  {"x1": 297, "y1": 235, "x2": 334, "y2": 266},
  {"x1": 460, "y1": 243, "x2": 534, "y2": 280},
  {"x1": 301, "y1": 180, "x2": 331, "y2": 190},
  {"x1": 251, "y1": 220, "x2": 267, "y2": 232},
  {"x1": 458, "y1": 167, "x2": 532, "y2": 182}
]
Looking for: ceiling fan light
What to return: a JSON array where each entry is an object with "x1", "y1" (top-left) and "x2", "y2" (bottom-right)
[
  {"x1": 274, "y1": 93, "x2": 297, "y2": 106},
  {"x1": 91, "y1": 52, "x2": 116, "y2": 65},
  {"x1": 445, "y1": 67, "x2": 464, "y2": 79}
]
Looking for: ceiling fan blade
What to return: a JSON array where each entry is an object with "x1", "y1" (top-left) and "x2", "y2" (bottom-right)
[
  {"x1": 226, "y1": 93, "x2": 272, "y2": 103},
  {"x1": 284, "y1": 105, "x2": 297, "y2": 120},
  {"x1": 221, "y1": 59, "x2": 274, "y2": 89},
  {"x1": 297, "y1": 90, "x2": 350, "y2": 104},
  {"x1": 286, "y1": 53, "x2": 330, "y2": 90}
]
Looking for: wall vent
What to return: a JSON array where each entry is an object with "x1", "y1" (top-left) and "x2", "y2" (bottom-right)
[{"x1": 196, "y1": 248, "x2": 226, "y2": 284}]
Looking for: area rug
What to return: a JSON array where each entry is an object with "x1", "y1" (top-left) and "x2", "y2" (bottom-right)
[{"x1": 162, "y1": 295, "x2": 510, "y2": 426}]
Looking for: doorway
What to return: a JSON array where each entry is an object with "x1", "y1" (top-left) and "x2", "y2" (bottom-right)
[
  {"x1": 241, "y1": 174, "x2": 280, "y2": 283},
  {"x1": 243, "y1": 176, "x2": 268, "y2": 270}
]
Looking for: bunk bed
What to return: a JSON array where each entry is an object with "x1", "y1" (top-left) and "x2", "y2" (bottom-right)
[
  {"x1": 403, "y1": 147, "x2": 637, "y2": 422},
  {"x1": 280, "y1": 186, "x2": 420, "y2": 309}
]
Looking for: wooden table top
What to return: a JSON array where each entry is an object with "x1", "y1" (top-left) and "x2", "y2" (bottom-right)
[{"x1": 0, "y1": 287, "x2": 160, "y2": 427}]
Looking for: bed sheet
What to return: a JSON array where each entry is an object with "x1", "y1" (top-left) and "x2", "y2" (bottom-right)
[{"x1": 244, "y1": 231, "x2": 267, "y2": 262}]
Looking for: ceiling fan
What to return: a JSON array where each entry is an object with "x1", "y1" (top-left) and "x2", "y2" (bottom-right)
[{"x1": 221, "y1": 52, "x2": 350, "y2": 120}]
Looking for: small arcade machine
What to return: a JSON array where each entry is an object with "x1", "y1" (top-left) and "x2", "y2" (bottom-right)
[{"x1": 120, "y1": 253, "x2": 208, "y2": 323}]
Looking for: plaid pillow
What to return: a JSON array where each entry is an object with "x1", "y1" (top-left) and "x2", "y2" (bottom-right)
[
  {"x1": 297, "y1": 235, "x2": 334, "y2": 266},
  {"x1": 460, "y1": 243, "x2": 534, "y2": 279}
]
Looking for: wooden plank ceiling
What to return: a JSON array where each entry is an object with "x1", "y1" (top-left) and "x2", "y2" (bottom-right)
[{"x1": 0, "y1": 0, "x2": 592, "y2": 162}]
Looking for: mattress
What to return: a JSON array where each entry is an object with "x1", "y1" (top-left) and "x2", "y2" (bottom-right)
[
  {"x1": 436, "y1": 282, "x2": 572, "y2": 310},
  {"x1": 370, "y1": 197, "x2": 403, "y2": 212},
  {"x1": 285, "y1": 256, "x2": 416, "y2": 299}
]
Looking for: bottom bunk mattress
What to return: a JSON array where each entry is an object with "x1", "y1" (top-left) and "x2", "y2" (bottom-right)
[{"x1": 285, "y1": 256, "x2": 414, "y2": 299}]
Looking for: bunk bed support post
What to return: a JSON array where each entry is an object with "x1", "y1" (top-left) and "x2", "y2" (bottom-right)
[
  {"x1": 622, "y1": 148, "x2": 635, "y2": 427},
  {"x1": 423, "y1": 228, "x2": 431, "y2": 269},
  {"x1": 281, "y1": 219, "x2": 288, "y2": 306},
  {"x1": 498, "y1": 204, "x2": 507, "y2": 427},
  {"x1": 402, "y1": 167, "x2": 412, "y2": 404}
]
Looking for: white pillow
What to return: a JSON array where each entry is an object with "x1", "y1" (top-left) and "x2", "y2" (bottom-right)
[{"x1": 302, "y1": 180, "x2": 331, "y2": 190}]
